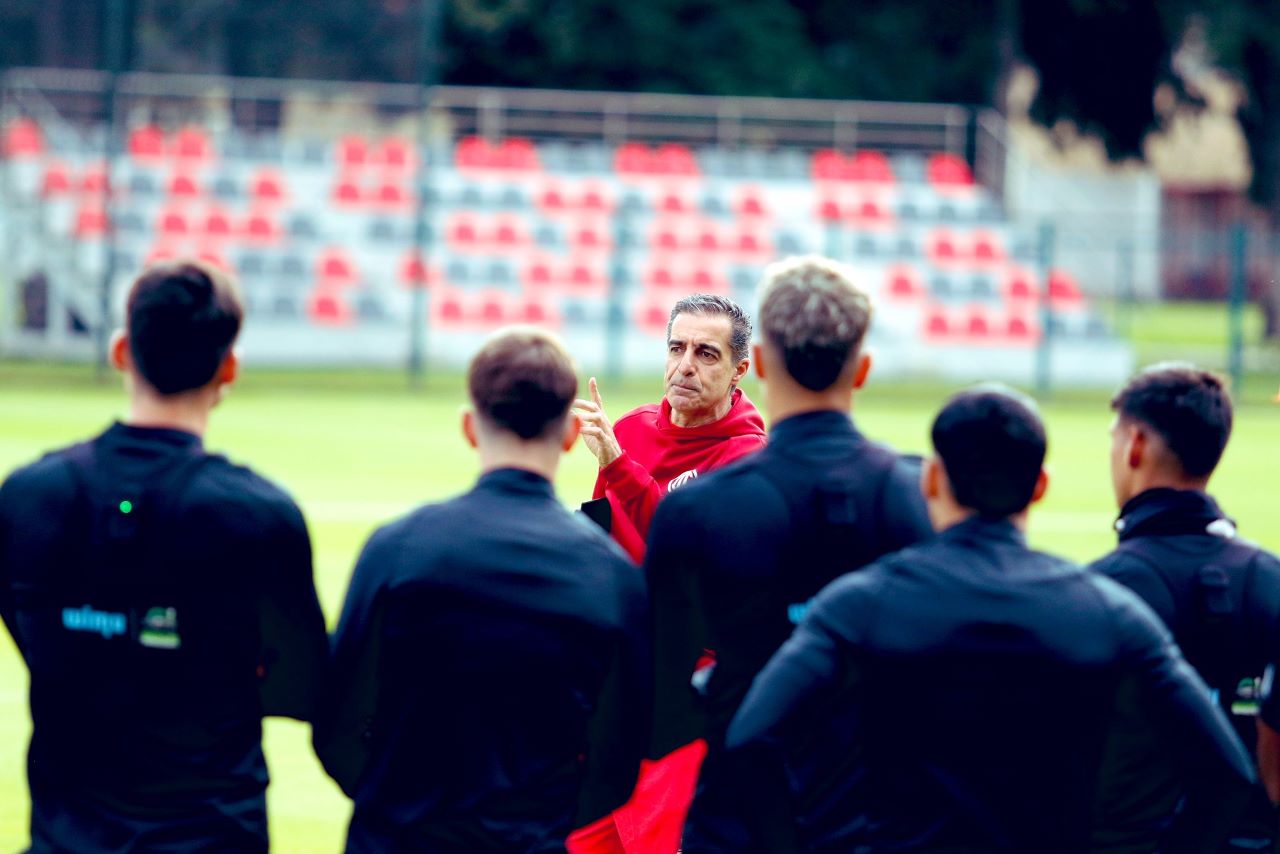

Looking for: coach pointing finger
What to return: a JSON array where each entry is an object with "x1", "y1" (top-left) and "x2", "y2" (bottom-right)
[{"x1": 574, "y1": 378, "x2": 623, "y2": 468}]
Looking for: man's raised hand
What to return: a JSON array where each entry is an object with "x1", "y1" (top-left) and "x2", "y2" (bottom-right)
[{"x1": 573, "y1": 377, "x2": 623, "y2": 468}]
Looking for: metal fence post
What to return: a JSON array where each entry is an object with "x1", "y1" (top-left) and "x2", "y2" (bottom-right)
[
  {"x1": 1228, "y1": 224, "x2": 1247, "y2": 394},
  {"x1": 1035, "y1": 220, "x2": 1056, "y2": 398}
]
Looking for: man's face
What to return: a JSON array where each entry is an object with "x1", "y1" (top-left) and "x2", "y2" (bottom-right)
[
  {"x1": 664, "y1": 312, "x2": 745, "y2": 425},
  {"x1": 1108, "y1": 415, "x2": 1133, "y2": 508}
]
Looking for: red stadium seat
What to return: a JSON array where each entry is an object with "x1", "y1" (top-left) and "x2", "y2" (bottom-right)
[
  {"x1": 849, "y1": 150, "x2": 894, "y2": 183},
  {"x1": 500, "y1": 138, "x2": 540, "y2": 171},
  {"x1": 540, "y1": 185, "x2": 568, "y2": 211},
  {"x1": 169, "y1": 172, "x2": 201, "y2": 198},
  {"x1": 656, "y1": 144, "x2": 698, "y2": 176},
  {"x1": 660, "y1": 192, "x2": 689, "y2": 214},
  {"x1": 569, "y1": 263, "x2": 597, "y2": 287},
  {"x1": 639, "y1": 303, "x2": 669, "y2": 332},
  {"x1": 887, "y1": 268, "x2": 922, "y2": 299},
  {"x1": 654, "y1": 227, "x2": 680, "y2": 251},
  {"x1": 581, "y1": 184, "x2": 610, "y2": 211},
  {"x1": 929, "y1": 230, "x2": 960, "y2": 263},
  {"x1": 73, "y1": 204, "x2": 109, "y2": 238},
  {"x1": 811, "y1": 149, "x2": 845, "y2": 181},
  {"x1": 614, "y1": 142, "x2": 652, "y2": 175},
  {"x1": 734, "y1": 230, "x2": 768, "y2": 255},
  {"x1": 480, "y1": 295, "x2": 506, "y2": 324},
  {"x1": 333, "y1": 177, "x2": 362, "y2": 205},
  {"x1": 816, "y1": 197, "x2": 842, "y2": 221},
  {"x1": 317, "y1": 248, "x2": 356, "y2": 283},
  {"x1": 373, "y1": 181, "x2": 411, "y2": 209},
  {"x1": 309, "y1": 289, "x2": 353, "y2": 325},
  {"x1": 378, "y1": 137, "x2": 413, "y2": 170},
  {"x1": 251, "y1": 169, "x2": 286, "y2": 202},
  {"x1": 737, "y1": 189, "x2": 767, "y2": 218},
  {"x1": 1006, "y1": 315, "x2": 1034, "y2": 339},
  {"x1": 852, "y1": 198, "x2": 891, "y2": 225},
  {"x1": 965, "y1": 308, "x2": 993, "y2": 337},
  {"x1": 195, "y1": 249, "x2": 231, "y2": 271},
  {"x1": 519, "y1": 299, "x2": 552, "y2": 325},
  {"x1": 337, "y1": 135, "x2": 369, "y2": 168},
  {"x1": 440, "y1": 296, "x2": 465, "y2": 324},
  {"x1": 925, "y1": 308, "x2": 951, "y2": 337},
  {"x1": 972, "y1": 231, "x2": 1003, "y2": 262},
  {"x1": 573, "y1": 221, "x2": 609, "y2": 249},
  {"x1": 40, "y1": 163, "x2": 72, "y2": 197},
  {"x1": 157, "y1": 208, "x2": 191, "y2": 237},
  {"x1": 928, "y1": 153, "x2": 974, "y2": 187},
  {"x1": 649, "y1": 265, "x2": 677, "y2": 288},
  {"x1": 172, "y1": 127, "x2": 212, "y2": 162},
  {"x1": 80, "y1": 166, "x2": 109, "y2": 195},
  {"x1": 128, "y1": 125, "x2": 166, "y2": 160},
  {"x1": 3, "y1": 118, "x2": 43, "y2": 157},
  {"x1": 242, "y1": 210, "x2": 279, "y2": 243},
  {"x1": 399, "y1": 254, "x2": 436, "y2": 287},
  {"x1": 1005, "y1": 268, "x2": 1039, "y2": 300},
  {"x1": 145, "y1": 244, "x2": 179, "y2": 266},
  {"x1": 527, "y1": 261, "x2": 555, "y2": 286},
  {"x1": 456, "y1": 136, "x2": 490, "y2": 170},
  {"x1": 450, "y1": 215, "x2": 480, "y2": 247},
  {"x1": 493, "y1": 217, "x2": 524, "y2": 246},
  {"x1": 697, "y1": 226, "x2": 720, "y2": 252},
  {"x1": 202, "y1": 207, "x2": 233, "y2": 238},
  {"x1": 1048, "y1": 270, "x2": 1083, "y2": 304}
]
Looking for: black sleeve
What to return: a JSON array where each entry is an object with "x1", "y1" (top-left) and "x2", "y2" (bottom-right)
[
  {"x1": 312, "y1": 528, "x2": 390, "y2": 796},
  {"x1": 1249, "y1": 553, "x2": 1280, "y2": 731},
  {"x1": 1109, "y1": 580, "x2": 1256, "y2": 853},
  {"x1": 1091, "y1": 551, "x2": 1178, "y2": 630},
  {"x1": 576, "y1": 561, "x2": 652, "y2": 825},
  {"x1": 684, "y1": 574, "x2": 868, "y2": 853},
  {"x1": 644, "y1": 492, "x2": 712, "y2": 760},
  {"x1": 878, "y1": 456, "x2": 933, "y2": 554},
  {"x1": 256, "y1": 501, "x2": 330, "y2": 720}
]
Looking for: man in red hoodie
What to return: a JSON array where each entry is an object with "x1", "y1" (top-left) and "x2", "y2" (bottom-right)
[
  {"x1": 569, "y1": 293, "x2": 766, "y2": 854},
  {"x1": 575, "y1": 293, "x2": 767, "y2": 564}
]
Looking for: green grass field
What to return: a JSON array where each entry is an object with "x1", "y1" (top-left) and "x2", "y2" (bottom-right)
[{"x1": 1, "y1": 340, "x2": 1279, "y2": 850}]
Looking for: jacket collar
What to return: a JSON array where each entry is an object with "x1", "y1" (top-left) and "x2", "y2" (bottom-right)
[
  {"x1": 768, "y1": 409, "x2": 862, "y2": 448},
  {"x1": 939, "y1": 514, "x2": 1026, "y2": 548},
  {"x1": 1114, "y1": 487, "x2": 1236, "y2": 541},
  {"x1": 474, "y1": 467, "x2": 557, "y2": 499}
]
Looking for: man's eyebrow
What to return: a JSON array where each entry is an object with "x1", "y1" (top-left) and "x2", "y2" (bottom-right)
[{"x1": 696, "y1": 341, "x2": 723, "y2": 355}]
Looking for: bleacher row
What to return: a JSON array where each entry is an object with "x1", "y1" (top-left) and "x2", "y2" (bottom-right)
[{"x1": 1, "y1": 118, "x2": 1103, "y2": 343}]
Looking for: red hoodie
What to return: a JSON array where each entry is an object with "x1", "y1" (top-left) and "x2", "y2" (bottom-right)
[{"x1": 592, "y1": 388, "x2": 766, "y2": 563}]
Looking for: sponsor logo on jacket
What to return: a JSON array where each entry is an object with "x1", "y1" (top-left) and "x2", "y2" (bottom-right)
[{"x1": 668, "y1": 469, "x2": 699, "y2": 491}]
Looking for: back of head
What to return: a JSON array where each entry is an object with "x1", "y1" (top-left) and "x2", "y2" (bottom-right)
[
  {"x1": 127, "y1": 260, "x2": 243, "y2": 395},
  {"x1": 666, "y1": 293, "x2": 752, "y2": 363},
  {"x1": 1111, "y1": 362, "x2": 1232, "y2": 478},
  {"x1": 468, "y1": 326, "x2": 578, "y2": 440},
  {"x1": 757, "y1": 255, "x2": 873, "y2": 391},
  {"x1": 931, "y1": 385, "x2": 1046, "y2": 518}
]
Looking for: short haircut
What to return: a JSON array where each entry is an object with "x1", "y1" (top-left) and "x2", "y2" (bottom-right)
[
  {"x1": 1111, "y1": 362, "x2": 1233, "y2": 478},
  {"x1": 757, "y1": 255, "x2": 873, "y2": 392},
  {"x1": 932, "y1": 385, "x2": 1047, "y2": 518},
  {"x1": 468, "y1": 326, "x2": 578, "y2": 441},
  {"x1": 127, "y1": 260, "x2": 244, "y2": 395},
  {"x1": 667, "y1": 294, "x2": 751, "y2": 364}
]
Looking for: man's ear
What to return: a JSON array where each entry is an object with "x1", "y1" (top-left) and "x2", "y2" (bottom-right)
[
  {"x1": 217, "y1": 349, "x2": 239, "y2": 388},
  {"x1": 732, "y1": 354, "x2": 750, "y2": 387},
  {"x1": 562, "y1": 412, "x2": 582, "y2": 452},
  {"x1": 852, "y1": 352, "x2": 872, "y2": 390},
  {"x1": 1126, "y1": 427, "x2": 1147, "y2": 471},
  {"x1": 1030, "y1": 467, "x2": 1049, "y2": 505},
  {"x1": 109, "y1": 330, "x2": 130, "y2": 372},
  {"x1": 461, "y1": 409, "x2": 479, "y2": 449},
  {"x1": 752, "y1": 342, "x2": 766, "y2": 381},
  {"x1": 921, "y1": 454, "x2": 942, "y2": 500}
]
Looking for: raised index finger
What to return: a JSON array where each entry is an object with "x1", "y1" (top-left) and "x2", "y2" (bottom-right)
[{"x1": 589, "y1": 376, "x2": 604, "y2": 409}]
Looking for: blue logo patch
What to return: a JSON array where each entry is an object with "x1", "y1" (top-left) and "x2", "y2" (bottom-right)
[
  {"x1": 62, "y1": 605, "x2": 127, "y2": 639},
  {"x1": 787, "y1": 602, "x2": 810, "y2": 626}
]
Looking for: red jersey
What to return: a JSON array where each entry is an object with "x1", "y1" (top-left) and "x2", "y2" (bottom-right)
[{"x1": 592, "y1": 388, "x2": 766, "y2": 563}]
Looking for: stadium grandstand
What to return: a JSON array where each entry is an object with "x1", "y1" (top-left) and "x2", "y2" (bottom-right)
[{"x1": 0, "y1": 67, "x2": 1130, "y2": 384}]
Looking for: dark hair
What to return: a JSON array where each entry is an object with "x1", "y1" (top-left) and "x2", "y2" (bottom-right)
[
  {"x1": 468, "y1": 327, "x2": 578, "y2": 440},
  {"x1": 1111, "y1": 362, "x2": 1232, "y2": 478},
  {"x1": 127, "y1": 260, "x2": 244, "y2": 395},
  {"x1": 667, "y1": 294, "x2": 751, "y2": 364},
  {"x1": 931, "y1": 385, "x2": 1047, "y2": 517},
  {"x1": 757, "y1": 256, "x2": 873, "y2": 391}
]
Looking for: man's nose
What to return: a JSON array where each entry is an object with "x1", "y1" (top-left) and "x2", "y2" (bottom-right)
[{"x1": 679, "y1": 350, "x2": 696, "y2": 373}]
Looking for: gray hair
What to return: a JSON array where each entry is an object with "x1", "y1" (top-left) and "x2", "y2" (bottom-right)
[
  {"x1": 666, "y1": 293, "x2": 752, "y2": 363},
  {"x1": 756, "y1": 255, "x2": 873, "y2": 391}
]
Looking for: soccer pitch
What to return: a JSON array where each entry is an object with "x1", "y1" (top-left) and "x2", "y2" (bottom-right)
[{"x1": 1, "y1": 362, "x2": 1278, "y2": 851}]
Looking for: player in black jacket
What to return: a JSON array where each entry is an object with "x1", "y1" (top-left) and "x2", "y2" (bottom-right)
[
  {"x1": 314, "y1": 327, "x2": 650, "y2": 853},
  {"x1": 687, "y1": 385, "x2": 1256, "y2": 853},
  {"x1": 0, "y1": 261, "x2": 329, "y2": 852},
  {"x1": 643, "y1": 256, "x2": 932, "y2": 838},
  {"x1": 1090, "y1": 363, "x2": 1280, "y2": 852}
]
